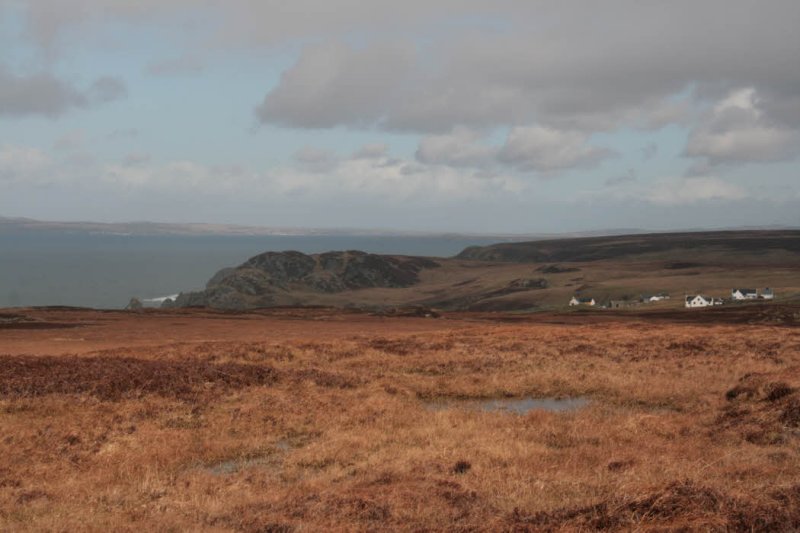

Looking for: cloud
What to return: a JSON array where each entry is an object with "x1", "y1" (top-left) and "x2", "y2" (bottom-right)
[
  {"x1": 644, "y1": 177, "x2": 748, "y2": 205},
  {"x1": 293, "y1": 146, "x2": 339, "y2": 173},
  {"x1": 8, "y1": 1, "x2": 800, "y2": 137},
  {"x1": 0, "y1": 68, "x2": 85, "y2": 118},
  {"x1": 1, "y1": 139, "x2": 522, "y2": 205},
  {"x1": 686, "y1": 87, "x2": 800, "y2": 164},
  {"x1": 0, "y1": 144, "x2": 53, "y2": 184},
  {"x1": 416, "y1": 127, "x2": 495, "y2": 168},
  {"x1": 122, "y1": 153, "x2": 151, "y2": 167},
  {"x1": 352, "y1": 143, "x2": 388, "y2": 160},
  {"x1": 414, "y1": 125, "x2": 614, "y2": 174},
  {"x1": 276, "y1": 152, "x2": 523, "y2": 201},
  {"x1": 497, "y1": 126, "x2": 614, "y2": 173},
  {"x1": 0, "y1": 67, "x2": 126, "y2": 118},
  {"x1": 255, "y1": 41, "x2": 415, "y2": 129},
  {"x1": 245, "y1": 2, "x2": 799, "y2": 135}
]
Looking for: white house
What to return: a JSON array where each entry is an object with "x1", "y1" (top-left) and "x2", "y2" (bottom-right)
[
  {"x1": 648, "y1": 293, "x2": 670, "y2": 302},
  {"x1": 569, "y1": 296, "x2": 596, "y2": 307},
  {"x1": 731, "y1": 288, "x2": 759, "y2": 300},
  {"x1": 761, "y1": 288, "x2": 775, "y2": 300},
  {"x1": 685, "y1": 295, "x2": 713, "y2": 308}
]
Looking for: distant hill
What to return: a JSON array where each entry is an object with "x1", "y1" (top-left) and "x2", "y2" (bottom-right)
[
  {"x1": 169, "y1": 230, "x2": 800, "y2": 312},
  {"x1": 455, "y1": 230, "x2": 800, "y2": 263}
]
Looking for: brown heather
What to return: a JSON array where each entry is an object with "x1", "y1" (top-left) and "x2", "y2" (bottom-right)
[{"x1": 1, "y1": 306, "x2": 799, "y2": 531}]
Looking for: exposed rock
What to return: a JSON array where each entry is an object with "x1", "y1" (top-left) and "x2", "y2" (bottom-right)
[
  {"x1": 125, "y1": 298, "x2": 143, "y2": 311},
  {"x1": 242, "y1": 251, "x2": 316, "y2": 288},
  {"x1": 173, "y1": 291, "x2": 207, "y2": 308},
  {"x1": 173, "y1": 250, "x2": 440, "y2": 310},
  {"x1": 206, "y1": 267, "x2": 236, "y2": 289}
]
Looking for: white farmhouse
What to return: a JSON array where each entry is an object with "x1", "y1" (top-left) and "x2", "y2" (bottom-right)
[
  {"x1": 731, "y1": 288, "x2": 759, "y2": 301},
  {"x1": 761, "y1": 288, "x2": 775, "y2": 300},
  {"x1": 569, "y1": 296, "x2": 596, "y2": 307},
  {"x1": 685, "y1": 295, "x2": 713, "y2": 308}
]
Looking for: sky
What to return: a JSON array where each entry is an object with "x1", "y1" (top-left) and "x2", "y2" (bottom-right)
[{"x1": 1, "y1": 0, "x2": 799, "y2": 233}]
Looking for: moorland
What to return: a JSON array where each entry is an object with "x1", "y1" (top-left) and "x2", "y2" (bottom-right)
[
  {"x1": 169, "y1": 230, "x2": 800, "y2": 311},
  {"x1": 1, "y1": 303, "x2": 800, "y2": 531}
]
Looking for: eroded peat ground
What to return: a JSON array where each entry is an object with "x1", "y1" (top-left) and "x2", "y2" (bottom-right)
[{"x1": 1, "y1": 307, "x2": 800, "y2": 531}]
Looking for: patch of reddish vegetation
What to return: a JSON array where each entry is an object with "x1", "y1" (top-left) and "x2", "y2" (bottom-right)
[
  {"x1": 509, "y1": 480, "x2": 800, "y2": 531},
  {"x1": 0, "y1": 355, "x2": 359, "y2": 400},
  {"x1": 717, "y1": 368, "x2": 800, "y2": 445}
]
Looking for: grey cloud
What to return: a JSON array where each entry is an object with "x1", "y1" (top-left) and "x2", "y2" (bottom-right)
[
  {"x1": 250, "y1": 2, "x2": 799, "y2": 136},
  {"x1": 352, "y1": 144, "x2": 388, "y2": 160},
  {"x1": 415, "y1": 127, "x2": 496, "y2": 168},
  {"x1": 686, "y1": 88, "x2": 800, "y2": 165},
  {"x1": 644, "y1": 177, "x2": 748, "y2": 206},
  {"x1": 293, "y1": 146, "x2": 339, "y2": 173},
  {"x1": 16, "y1": 0, "x2": 193, "y2": 53},
  {"x1": 11, "y1": 1, "x2": 800, "y2": 136},
  {"x1": 122, "y1": 153, "x2": 151, "y2": 167},
  {"x1": 497, "y1": 127, "x2": 614, "y2": 173},
  {"x1": 0, "y1": 69, "x2": 86, "y2": 118},
  {"x1": 255, "y1": 41, "x2": 415, "y2": 129},
  {"x1": 0, "y1": 67, "x2": 126, "y2": 118}
]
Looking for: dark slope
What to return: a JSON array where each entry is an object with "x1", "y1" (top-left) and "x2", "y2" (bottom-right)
[{"x1": 456, "y1": 230, "x2": 800, "y2": 263}]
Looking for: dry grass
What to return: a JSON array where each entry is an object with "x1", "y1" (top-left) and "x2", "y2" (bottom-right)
[{"x1": 1, "y1": 309, "x2": 800, "y2": 531}]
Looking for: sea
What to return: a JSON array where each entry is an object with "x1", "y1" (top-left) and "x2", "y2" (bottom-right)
[{"x1": 0, "y1": 231, "x2": 504, "y2": 309}]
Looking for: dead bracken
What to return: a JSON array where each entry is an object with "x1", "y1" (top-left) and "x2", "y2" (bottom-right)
[
  {"x1": 0, "y1": 354, "x2": 359, "y2": 400},
  {"x1": 1, "y1": 306, "x2": 800, "y2": 530}
]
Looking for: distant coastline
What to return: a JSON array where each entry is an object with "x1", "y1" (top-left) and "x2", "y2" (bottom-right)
[{"x1": 2, "y1": 215, "x2": 796, "y2": 240}]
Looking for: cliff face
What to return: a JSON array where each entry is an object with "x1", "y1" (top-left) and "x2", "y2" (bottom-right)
[{"x1": 172, "y1": 250, "x2": 439, "y2": 310}]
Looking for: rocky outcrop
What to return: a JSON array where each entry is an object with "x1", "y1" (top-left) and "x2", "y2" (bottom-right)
[
  {"x1": 170, "y1": 250, "x2": 439, "y2": 310},
  {"x1": 125, "y1": 298, "x2": 143, "y2": 311}
]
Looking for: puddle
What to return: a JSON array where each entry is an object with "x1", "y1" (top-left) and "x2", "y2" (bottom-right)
[
  {"x1": 202, "y1": 440, "x2": 292, "y2": 476},
  {"x1": 207, "y1": 457, "x2": 271, "y2": 475},
  {"x1": 424, "y1": 396, "x2": 588, "y2": 414}
]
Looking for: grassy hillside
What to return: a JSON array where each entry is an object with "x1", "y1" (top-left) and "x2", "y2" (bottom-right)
[{"x1": 171, "y1": 230, "x2": 800, "y2": 312}]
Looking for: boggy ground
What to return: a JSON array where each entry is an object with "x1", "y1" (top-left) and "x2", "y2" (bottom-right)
[{"x1": 1, "y1": 307, "x2": 799, "y2": 531}]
